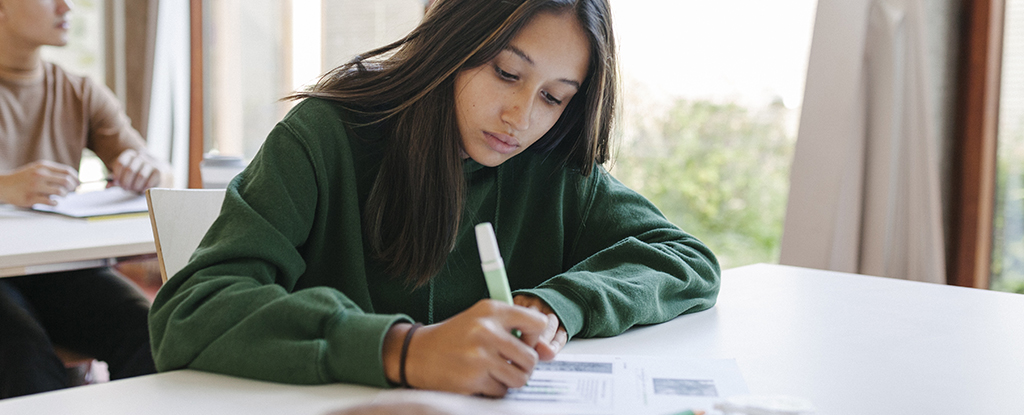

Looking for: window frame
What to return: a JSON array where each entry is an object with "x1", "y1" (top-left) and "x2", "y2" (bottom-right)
[{"x1": 950, "y1": 0, "x2": 1005, "y2": 288}]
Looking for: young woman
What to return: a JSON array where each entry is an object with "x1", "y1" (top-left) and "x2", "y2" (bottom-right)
[{"x1": 149, "y1": 0, "x2": 720, "y2": 397}]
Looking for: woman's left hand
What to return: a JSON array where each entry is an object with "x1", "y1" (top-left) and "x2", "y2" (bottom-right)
[{"x1": 513, "y1": 294, "x2": 567, "y2": 360}]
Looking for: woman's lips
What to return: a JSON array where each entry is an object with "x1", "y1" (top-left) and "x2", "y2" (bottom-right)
[{"x1": 484, "y1": 132, "x2": 519, "y2": 155}]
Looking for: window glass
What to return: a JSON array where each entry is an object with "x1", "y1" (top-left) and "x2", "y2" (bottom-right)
[
  {"x1": 991, "y1": 0, "x2": 1024, "y2": 293},
  {"x1": 609, "y1": 0, "x2": 817, "y2": 269},
  {"x1": 202, "y1": 0, "x2": 424, "y2": 161}
]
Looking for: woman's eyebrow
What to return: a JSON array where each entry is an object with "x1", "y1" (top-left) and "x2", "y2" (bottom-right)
[
  {"x1": 504, "y1": 46, "x2": 582, "y2": 89},
  {"x1": 506, "y1": 46, "x2": 534, "y2": 65}
]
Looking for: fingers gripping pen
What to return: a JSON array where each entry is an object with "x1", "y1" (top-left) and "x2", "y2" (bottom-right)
[{"x1": 474, "y1": 222, "x2": 522, "y2": 338}]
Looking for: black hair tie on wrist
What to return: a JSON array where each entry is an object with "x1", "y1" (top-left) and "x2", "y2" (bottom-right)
[{"x1": 400, "y1": 322, "x2": 423, "y2": 388}]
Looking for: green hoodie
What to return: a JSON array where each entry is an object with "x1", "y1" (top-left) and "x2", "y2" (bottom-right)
[{"x1": 149, "y1": 98, "x2": 720, "y2": 388}]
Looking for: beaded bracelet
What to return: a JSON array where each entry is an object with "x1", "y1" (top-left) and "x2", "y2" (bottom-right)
[{"x1": 399, "y1": 322, "x2": 423, "y2": 388}]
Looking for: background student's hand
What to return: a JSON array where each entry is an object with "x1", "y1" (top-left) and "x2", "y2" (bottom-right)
[
  {"x1": 110, "y1": 149, "x2": 166, "y2": 192},
  {"x1": 514, "y1": 294, "x2": 568, "y2": 360},
  {"x1": 0, "y1": 160, "x2": 79, "y2": 207},
  {"x1": 383, "y1": 299, "x2": 550, "y2": 397}
]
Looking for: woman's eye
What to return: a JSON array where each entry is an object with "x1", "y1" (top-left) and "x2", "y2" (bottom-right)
[
  {"x1": 494, "y1": 65, "x2": 518, "y2": 81},
  {"x1": 542, "y1": 92, "x2": 563, "y2": 106}
]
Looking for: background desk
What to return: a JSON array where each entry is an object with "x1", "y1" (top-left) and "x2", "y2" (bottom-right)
[
  {"x1": 0, "y1": 205, "x2": 155, "y2": 278},
  {"x1": 1, "y1": 264, "x2": 1022, "y2": 414}
]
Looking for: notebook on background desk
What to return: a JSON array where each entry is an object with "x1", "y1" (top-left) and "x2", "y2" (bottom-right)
[{"x1": 32, "y1": 187, "x2": 148, "y2": 219}]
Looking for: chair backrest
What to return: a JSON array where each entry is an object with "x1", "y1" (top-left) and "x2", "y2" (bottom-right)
[{"x1": 146, "y1": 188, "x2": 226, "y2": 282}]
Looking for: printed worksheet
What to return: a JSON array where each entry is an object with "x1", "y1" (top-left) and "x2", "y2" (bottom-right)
[{"x1": 372, "y1": 354, "x2": 748, "y2": 415}]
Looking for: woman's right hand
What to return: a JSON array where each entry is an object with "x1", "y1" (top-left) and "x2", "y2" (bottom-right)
[
  {"x1": 0, "y1": 160, "x2": 79, "y2": 207},
  {"x1": 383, "y1": 299, "x2": 550, "y2": 397}
]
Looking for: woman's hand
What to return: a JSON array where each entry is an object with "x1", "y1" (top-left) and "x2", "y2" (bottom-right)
[
  {"x1": 0, "y1": 160, "x2": 79, "y2": 207},
  {"x1": 513, "y1": 294, "x2": 568, "y2": 361},
  {"x1": 110, "y1": 149, "x2": 168, "y2": 192},
  {"x1": 382, "y1": 299, "x2": 550, "y2": 397}
]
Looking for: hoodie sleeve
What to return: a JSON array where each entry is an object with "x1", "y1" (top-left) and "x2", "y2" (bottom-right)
[
  {"x1": 516, "y1": 167, "x2": 720, "y2": 339},
  {"x1": 149, "y1": 101, "x2": 410, "y2": 387}
]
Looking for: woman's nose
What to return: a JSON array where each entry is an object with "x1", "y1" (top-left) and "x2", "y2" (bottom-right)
[{"x1": 501, "y1": 90, "x2": 532, "y2": 132}]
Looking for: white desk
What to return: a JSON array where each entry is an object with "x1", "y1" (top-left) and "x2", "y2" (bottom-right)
[
  {"x1": 0, "y1": 205, "x2": 155, "y2": 277},
  {"x1": 2, "y1": 264, "x2": 1022, "y2": 414}
]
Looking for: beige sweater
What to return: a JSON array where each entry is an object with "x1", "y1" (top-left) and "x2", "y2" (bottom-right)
[{"x1": 0, "y1": 61, "x2": 147, "y2": 173}]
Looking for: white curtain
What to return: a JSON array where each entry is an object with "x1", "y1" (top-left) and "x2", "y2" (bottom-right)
[
  {"x1": 779, "y1": 0, "x2": 946, "y2": 283},
  {"x1": 147, "y1": 0, "x2": 192, "y2": 189}
]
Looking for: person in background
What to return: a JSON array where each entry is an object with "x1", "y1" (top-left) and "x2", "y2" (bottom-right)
[
  {"x1": 150, "y1": 0, "x2": 720, "y2": 398},
  {"x1": 0, "y1": 0, "x2": 167, "y2": 399}
]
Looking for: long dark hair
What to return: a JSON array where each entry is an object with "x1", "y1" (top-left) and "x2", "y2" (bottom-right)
[{"x1": 288, "y1": 0, "x2": 618, "y2": 286}]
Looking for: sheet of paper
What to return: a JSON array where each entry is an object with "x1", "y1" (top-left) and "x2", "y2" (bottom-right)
[
  {"x1": 32, "y1": 187, "x2": 148, "y2": 218},
  {"x1": 372, "y1": 354, "x2": 748, "y2": 415}
]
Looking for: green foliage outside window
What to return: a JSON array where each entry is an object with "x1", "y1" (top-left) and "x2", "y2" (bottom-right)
[
  {"x1": 611, "y1": 98, "x2": 796, "y2": 270},
  {"x1": 990, "y1": 124, "x2": 1024, "y2": 294}
]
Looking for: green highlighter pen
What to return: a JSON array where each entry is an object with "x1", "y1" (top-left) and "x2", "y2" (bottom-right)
[{"x1": 474, "y1": 222, "x2": 522, "y2": 338}]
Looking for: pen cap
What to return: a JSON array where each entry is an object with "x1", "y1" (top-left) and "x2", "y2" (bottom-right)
[{"x1": 474, "y1": 222, "x2": 502, "y2": 264}]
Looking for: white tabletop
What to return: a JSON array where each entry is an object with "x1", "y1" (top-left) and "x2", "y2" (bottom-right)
[
  {"x1": 570, "y1": 264, "x2": 1024, "y2": 414},
  {"x1": 1, "y1": 264, "x2": 1022, "y2": 414},
  {"x1": 0, "y1": 205, "x2": 155, "y2": 277}
]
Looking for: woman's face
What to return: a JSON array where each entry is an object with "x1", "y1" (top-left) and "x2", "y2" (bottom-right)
[
  {"x1": 0, "y1": 0, "x2": 74, "y2": 48},
  {"x1": 455, "y1": 11, "x2": 591, "y2": 167}
]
